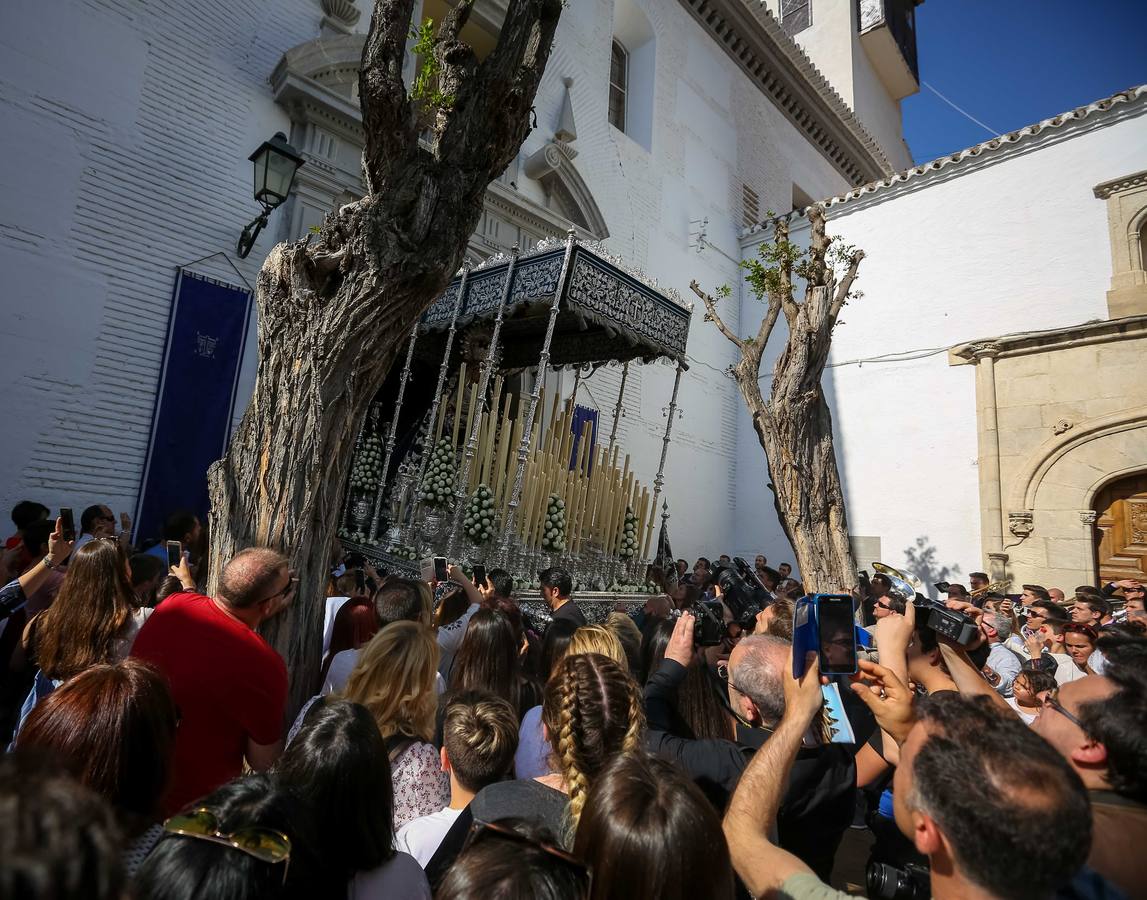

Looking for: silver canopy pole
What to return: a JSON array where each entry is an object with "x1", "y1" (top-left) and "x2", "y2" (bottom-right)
[
  {"x1": 448, "y1": 246, "x2": 519, "y2": 559},
  {"x1": 645, "y1": 362, "x2": 684, "y2": 559},
  {"x1": 500, "y1": 229, "x2": 578, "y2": 561},
  {"x1": 369, "y1": 322, "x2": 419, "y2": 541}
]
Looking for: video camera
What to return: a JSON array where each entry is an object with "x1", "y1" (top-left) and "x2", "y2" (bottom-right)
[
  {"x1": 713, "y1": 559, "x2": 767, "y2": 625},
  {"x1": 913, "y1": 595, "x2": 979, "y2": 646}
]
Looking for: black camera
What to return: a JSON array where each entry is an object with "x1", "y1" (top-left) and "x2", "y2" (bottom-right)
[
  {"x1": 692, "y1": 599, "x2": 726, "y2": 647},
  {"x1": 913, "y1": 595, "x2": 979, "y2": 646},
  {"x1": 713, "y1": 562, "x2": 765, "y2": 629},
  {"x1": 866, "y1": 862, "x2": 930, "y2": 900}
]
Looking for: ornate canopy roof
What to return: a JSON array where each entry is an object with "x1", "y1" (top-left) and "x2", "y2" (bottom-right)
[{"x1": 421, "y1": 238, "x2": 692, "y2": 367}]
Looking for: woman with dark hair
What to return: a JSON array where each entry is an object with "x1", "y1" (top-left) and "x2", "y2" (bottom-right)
[
  {"x1": 574, "y1": 752, "x2": 733, "y2": 900},
  {"x1": 0, "y1": 752, "x2": 126, "y2": 900},
  {"x1": 640, "y1": 617, "x2": 674, "y2": 684},
  {"x1": 16, "y1": 658, "x2": 178, "y2": 873},
  {"x1": 436, "y1": 818, "x2": 589, "y2": 900},
  {"x1": 275, "y1": 698, "x2": 429, "y2": 898},
  {"x1": 449, "y1": 609, "x2": 538, "y2": 720},
  {"x1": 134, "y1": 774, "x2": 323, "y2": 900},
  {"x1": 15, "y1": 537, "x2": 151, "y2": 735},
  {"x1": 515, "y1": 617, "x2": 578, "y2": 779},
  {"x1": 1062, "y1": 622, "x2": 1100, "y2": 676}
]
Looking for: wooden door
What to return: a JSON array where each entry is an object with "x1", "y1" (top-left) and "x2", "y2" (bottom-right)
[{"x1": 1095, "y1": 473, "x2": 1147, "y2": 584}]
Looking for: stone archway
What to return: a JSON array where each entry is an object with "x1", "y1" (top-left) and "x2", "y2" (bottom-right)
[
  {"x1": 1094, "y1": 471, "x2": 1147, "y2": 583},
  {"x1": 1004, "y1": 405, "x2": 1147, "y2": 588}
]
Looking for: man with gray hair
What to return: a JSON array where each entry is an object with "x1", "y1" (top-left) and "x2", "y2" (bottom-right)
[
  {"x1": 980, "y1": 609, "x2": 1023, "y2": 698},
  {"x1": 132, "y1": 546, "x2": 293, "y2": 814},
  {"x1": 644, "y1": 615, "x2": 858, "y2": 880}
]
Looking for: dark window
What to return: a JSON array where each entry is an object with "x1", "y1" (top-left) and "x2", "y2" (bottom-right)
[
  {"x1": 608, "y1": 40, "x2": 628, "y2": 132},
  {"x1": 781, "y1": 0, "x2": 811, "y2": 35}
]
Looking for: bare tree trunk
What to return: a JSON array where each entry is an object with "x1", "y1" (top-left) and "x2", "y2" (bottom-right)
[
  {"x1": 692, "y1": 207, "x2": 863, "y2": 593},
  {"x1": 207, "y1": 0, "x2": 562, "y2": 715}
]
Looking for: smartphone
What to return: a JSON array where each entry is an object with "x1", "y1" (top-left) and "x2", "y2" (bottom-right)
[
  {"x1": 420, "y1": 557, "x2": 435, "y2": 583},
  {"x1": 817, "y1": 594, "x2": 858, "y2": 676},
  {"x1": 166, "y1": 541, "x2": 183, "y2": 568},
  {"x1": 472, "y1": 563, "x2": 487, "y2": 589},
  {"x1": 434, "y1": 556, "x2": 449, "y2": 583},
  {"x1": 59, "y1": 507, "x2": 75, "y2": 542}
]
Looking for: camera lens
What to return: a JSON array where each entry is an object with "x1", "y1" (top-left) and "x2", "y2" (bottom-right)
[{"x1": 866, "y1": 862, "x2": 921, "y2": 900}]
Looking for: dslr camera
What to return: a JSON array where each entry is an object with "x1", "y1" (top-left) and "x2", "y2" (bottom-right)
[
  {"x1": 866, "y1": 862, "x2": 930, "y2": 900},
  {"x1": 913, "y1": 594, "x2": 979, "y2": 646},
  {"x1": 692, "y1": 598, "x2": 727, "y2": 647}
]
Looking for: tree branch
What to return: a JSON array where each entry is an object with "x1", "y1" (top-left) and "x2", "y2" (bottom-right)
[
  {"x1": 755, "y1": 297, "x2": 782, "y2": 350},
  {"x1": 360, "y1": 0, "x2": 418, "y2": 192},
  {"x1": 690, "y1": 280, "x2": 745, "y2": 352},
  {"x1": 773, "y1": 218, "x2": 800, "y2": 327},
  {"x1": 829, "y1": 250, "x2": 865, "y2": 321}
]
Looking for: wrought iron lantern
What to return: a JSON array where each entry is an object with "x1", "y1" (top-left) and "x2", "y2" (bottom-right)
[{"x1": 236, "y1": 132, "x2": 305, "y2": 258}]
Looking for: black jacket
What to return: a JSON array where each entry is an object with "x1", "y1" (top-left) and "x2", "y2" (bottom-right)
[{"x1": 644, "y1": 658, "x2": 857, "y2": 881}]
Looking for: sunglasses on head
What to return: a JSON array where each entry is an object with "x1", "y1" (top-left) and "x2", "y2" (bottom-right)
[
  {"x1": 467, "y1": 820, "x2": 591, "y2": 893},
  {"x1": 163, "y1": 809, "x2": 291, "y2": 884},
  {"x1": 1062, "y1": 623, "x2": 1098, "y2": 640}
]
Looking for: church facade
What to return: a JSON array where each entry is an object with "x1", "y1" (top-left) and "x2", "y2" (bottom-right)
[{"x1": 3, "y1": 0, "x2": 1140, "y2": 589}]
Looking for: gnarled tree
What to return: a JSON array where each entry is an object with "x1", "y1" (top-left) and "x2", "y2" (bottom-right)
[
  {"x1": 207, "y1": 0, "x2": 562, "y2": 712},
  {"x1": 690, "y1": 206, "x2": 863, "y2": 592}
]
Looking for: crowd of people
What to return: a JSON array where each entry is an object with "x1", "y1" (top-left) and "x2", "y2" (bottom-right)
[{"x1": 1, "y1": 499, "x2": 1145, "y2": 899}]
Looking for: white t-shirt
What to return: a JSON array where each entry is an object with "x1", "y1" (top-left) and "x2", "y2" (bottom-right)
[
  {"x1": 1005, "y1": 696, "x2": 1039, "y2": 725},
  {"x1": 323, "y1": 595, "x2": 351, "y2": 657},
  {"x1": 324, "y1": 648, "x2": 445, "y2": 696},
  {"x1": 1051, "y1": 652, "x2": 1088, "y2": 685},
  {"x1": 394, "y1": 806, "x2": 464, "y2": 867},
  {"x1": 437, "y1": 603, "x2": 480, "y2": 680}
]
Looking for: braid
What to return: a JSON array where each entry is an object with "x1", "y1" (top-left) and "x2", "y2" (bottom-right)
[{"x1": 543, "y1": 653, "x2": 645, "y2": 830}]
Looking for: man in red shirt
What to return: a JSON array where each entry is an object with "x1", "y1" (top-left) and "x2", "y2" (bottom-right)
[{"x1": 132, "y1": 547, "x2": 293, "y2": 814}]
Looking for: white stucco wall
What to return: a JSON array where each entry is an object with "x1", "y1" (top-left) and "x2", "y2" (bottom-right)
[
  {"x1": 738, "y1": 101, "x2": 1147, "y2": 585},
  {"x1": 0, "y1": 0, "x2": 857, "y2": 560}
]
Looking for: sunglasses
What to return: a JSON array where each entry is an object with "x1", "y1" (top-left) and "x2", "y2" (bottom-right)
[
  {"x1": 1039, "y1": 686, "x2": 1085, "y2": 731},
  {"x1": 163, "y1": 809, "x2": 291, "y2": 883},
  {"x1": 264, "y1": 576, "x2": 298, "y2": 605},
  {"x1": 467, "y1": 820, "x2": 591, "y2": 893}
]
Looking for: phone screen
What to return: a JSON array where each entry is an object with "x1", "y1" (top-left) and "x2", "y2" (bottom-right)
[
  {"x1": 472, "y1": 564, "x2": 487, "y2": 589},
  {"x1": 419, "y1": 558, "x2": 435, "y2": 584},
  {"x1": 817, "y1": 595, "x2": 858, "y2": 675},
  {"x1": 166, "y1": 541, "x2": 183, "y2": 568},
  {"x1": 433, "y1": 557, "x2": 449, "y2": 583},
  {"x1": 59, "y1": 508, "x2": 75, "y2": 542}
]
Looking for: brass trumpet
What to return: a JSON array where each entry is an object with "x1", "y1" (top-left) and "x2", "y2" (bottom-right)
[
  {"x1": 872, "y1": 562, "x2": 921, "y2": 607},
  {"x1": 970, "y1": 579, "x2": 1011, "y2": 600}
]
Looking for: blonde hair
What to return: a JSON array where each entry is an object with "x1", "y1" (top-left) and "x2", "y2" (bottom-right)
[
  {"x1": 342, "y1": 621, "x2": 438, "y2": 742},
  {"x1": 567, "y1": 625, "x2": 626, "y2": 667},
  {"x1": 542, "y1": 653, "x2": 645, "y2": 829}
]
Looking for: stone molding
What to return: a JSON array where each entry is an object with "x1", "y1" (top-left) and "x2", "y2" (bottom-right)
[
  {"x1": 677, "y1": 0, "x2": 894, "y2": 187},
  {"x1": 949, "y1": 315, "x2": 1147, "y2": 366},
  {"x1": 1093, "y1": 168, "x2": 1147, "y2": 199},
  {"x1": 1007, "y1": 404, "x2": 1147, "y2": 513}
]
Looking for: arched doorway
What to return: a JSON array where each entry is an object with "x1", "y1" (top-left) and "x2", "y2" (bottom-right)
[{"x1": 1094, "y1": 471, "x2": 1147, "y2": 584}]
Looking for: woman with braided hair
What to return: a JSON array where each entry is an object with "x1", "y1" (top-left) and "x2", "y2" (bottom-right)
[{"x1": 471, "y1": 652, "x2": 645, "y2": 844}]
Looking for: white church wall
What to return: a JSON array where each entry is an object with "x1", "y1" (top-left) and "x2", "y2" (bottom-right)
[
  {"x1": 0, "y1": 0, "x2": 858, "y2": 561},
  {"x1": 738, "y1": 100, "x2": 1147, "y2": 586}
]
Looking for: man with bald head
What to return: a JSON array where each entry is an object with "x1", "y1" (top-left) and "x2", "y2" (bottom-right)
[
  {"x1": 133, "y1": 547, "x2": 293, "y2": 813},
  {"x1": 645, "y1": 616, "x2": 857, "y2": 880}
]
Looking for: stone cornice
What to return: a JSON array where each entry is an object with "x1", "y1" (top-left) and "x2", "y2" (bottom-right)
[
  {"x1": 677, "y1": 0, "x2": 894, "y2": 186},
  {"x1": 949, "y1": 314, "x2": 1147, "y2": 366},
  {"x1": 1094, "y1": 167, "x2": 1147, "y2": 199}
]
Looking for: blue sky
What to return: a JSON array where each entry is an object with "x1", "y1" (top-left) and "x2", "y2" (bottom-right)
[{"x1": 902, "y1": 0, "x2": 1147, "y2": 164}]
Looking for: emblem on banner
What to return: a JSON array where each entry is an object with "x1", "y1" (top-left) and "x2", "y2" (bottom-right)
[{"x1": 195, "y1": 332, "x2": 219, "y2": 359}]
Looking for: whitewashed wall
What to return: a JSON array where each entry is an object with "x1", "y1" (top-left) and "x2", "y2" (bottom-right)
[
  {"x1": 738, "y1": 104, "x2": 1147, "y2": 585},
  {"x1": 0, "y1": 0, "x2": 858, "y2": 560}
]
